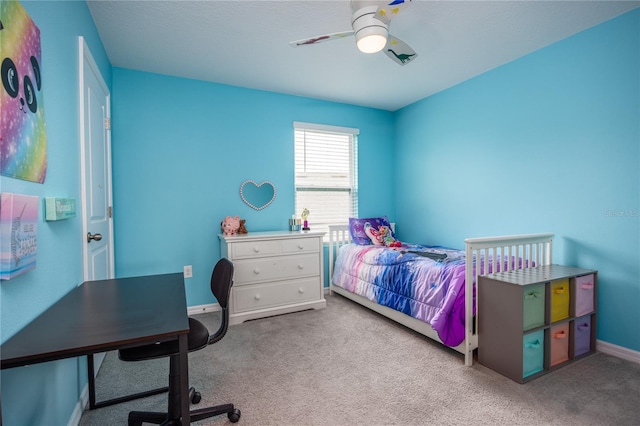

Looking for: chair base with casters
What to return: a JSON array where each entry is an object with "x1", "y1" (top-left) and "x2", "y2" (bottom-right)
[
  {"x1": 119, "y1": 258, "x2": 240, "y2": 425},
  {"x1": 120, "y1": 317, "x2": 240, "y2": 425}
]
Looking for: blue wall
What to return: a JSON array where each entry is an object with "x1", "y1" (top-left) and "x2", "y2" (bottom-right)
[
  {"x1": 110, "y1": 68, "x2": 395, "y2": 306},
  {"x1": 394, "y1": 10, "x2": 639, "y2": 351},
  {"x1": 0, "y1": 1, "x2": 111, "y2": 425},
  {"x1": 1, "y1": 2, "x2": 638, "y2": 424}
]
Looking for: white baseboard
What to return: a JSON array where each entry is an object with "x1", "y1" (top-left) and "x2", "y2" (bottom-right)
[
  {"x1": 67, "y1": 383, "x2": 88, "y2": 426},
  {"x1": 597, "y1": 339, "x2": 640, "y2": 364},
  {"x1": 188, "y1": 302, "x2": 220, "y2": 316}
]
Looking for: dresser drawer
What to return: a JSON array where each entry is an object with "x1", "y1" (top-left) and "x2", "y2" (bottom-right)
[
  {"x1": 233, "y1": 254, "x2": 320, "y2": 285},
  {"x1": 231, "y1": 240, "x2": 279, "y2": 259},
  {"x1": 233, "y1": 278, "x2": 321, "y2": 313},
  {"x1": 281, "y1": 237, "x2": 319, "y2": 254}
]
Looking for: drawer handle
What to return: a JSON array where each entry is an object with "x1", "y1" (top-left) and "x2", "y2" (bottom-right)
[
  {"x1": 524, "y1": 292, "x2": 541, "y2": 300},
  {"x1": 525, "y1": 339, "x2": 542, "y2": 349},
  {"x1": 580, "y1": 284, "x2": 594, "y2": 290},
  {"x1": 254, "y1": 294, "x2": 261, "y2": 301},
  {"x1": 554, "y1": 287, "x2": 566, "y2": 294},
  {"x1": 297, "y1": 244, "x2": 304, "y2": 250},
  {"x1": 297, "y1": 264, "x2": 304, "y2": 270},
  {"x1": 577, "y1": 323, "x2": 590, "y2": 331},
  {"x1": 553, "y1": 331, "x2": 567, "y2": 339},
  {"x1": 298, "y1": 287, "x2": 304, "y2": 294},
  {"x1": 253, "y1": 268, "x2": 260, "y2": 275},
  {"x1": 253, "y1": 247, "x2": 260, "y2": 253}
]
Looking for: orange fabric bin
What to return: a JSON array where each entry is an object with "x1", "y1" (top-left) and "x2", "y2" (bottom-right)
[{"x1": 550, "y1": 323, "x2": 569, "y2": 366}]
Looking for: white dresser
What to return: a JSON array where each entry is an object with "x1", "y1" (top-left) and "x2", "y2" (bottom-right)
[{"x1": 219, "y1": 230, "x2": 326, "y2": 325}]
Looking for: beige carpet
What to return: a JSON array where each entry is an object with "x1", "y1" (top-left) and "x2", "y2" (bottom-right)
[{"x1": 79, "y1": 294, "x2": 640, "y2": 425}]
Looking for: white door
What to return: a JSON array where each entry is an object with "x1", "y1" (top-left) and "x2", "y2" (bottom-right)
[{"x1": 79, "y1": 37, "x2": 114, "y2": 282}]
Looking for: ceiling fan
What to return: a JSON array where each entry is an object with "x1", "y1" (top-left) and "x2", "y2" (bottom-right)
[{"x1": 289, "y1": 0, "x2": 417, "y2": 66}]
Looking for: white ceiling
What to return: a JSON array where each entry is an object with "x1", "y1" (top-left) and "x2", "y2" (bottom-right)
[{"x1": 87, "y1": 0, "x2": 639, "y2": 111}]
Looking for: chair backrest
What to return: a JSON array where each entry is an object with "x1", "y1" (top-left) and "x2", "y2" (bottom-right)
[
  {"x1": 211, "y1": 257, "x2": 234, "y2": 308},
  {"x1": 208, "y1": 258, "x2": 234, "y2": 345}
]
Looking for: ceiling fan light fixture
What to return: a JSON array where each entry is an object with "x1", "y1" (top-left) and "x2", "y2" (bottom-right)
[
  {"x1": 356, "y1": 29, "x2": 387, "y2": 53},
  {"x1": 352, "y1": 5, "x2": 388, "y2": 54}
]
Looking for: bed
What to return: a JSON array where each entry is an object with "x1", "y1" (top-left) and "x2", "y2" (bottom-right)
[{"x1": 328, "y1": 224, "x2": 554, "y2": 366}]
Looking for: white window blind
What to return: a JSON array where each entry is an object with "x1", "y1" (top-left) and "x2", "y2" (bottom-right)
[{"x1": 294, "y1": 122, "x2": 358, "y2": 239}]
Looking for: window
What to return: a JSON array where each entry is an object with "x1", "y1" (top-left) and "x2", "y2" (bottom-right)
[{"x1": 294, "y1": 122, "x2": 358, "y2": 239}]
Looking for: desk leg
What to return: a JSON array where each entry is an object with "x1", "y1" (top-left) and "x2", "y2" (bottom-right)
[
  {"x1": 88, "y1": 353, "x2": 169, "y2": 410},
  {"x1": 88, "y1": 354, "x2": 97, "y2": 409},
  {"x1": 178, "y1": 334, "x2": 190, "y2": 425}
]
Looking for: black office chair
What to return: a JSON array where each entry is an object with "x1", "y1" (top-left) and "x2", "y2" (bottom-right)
[{"x1": 118, "y1": 258, "x2": 241, "y2": 425}]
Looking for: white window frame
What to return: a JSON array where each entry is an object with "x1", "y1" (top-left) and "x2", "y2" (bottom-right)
[{"x1": 294, "y1": 121, "x2": 359, "y2": 241}]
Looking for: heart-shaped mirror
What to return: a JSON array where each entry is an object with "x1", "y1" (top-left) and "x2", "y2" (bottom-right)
[{"x1": 240, "y1": 180, "x2": 277, "y2": 210}]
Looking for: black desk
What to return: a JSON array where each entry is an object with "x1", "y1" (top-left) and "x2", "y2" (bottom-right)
[{"x1": 0, "y1": 273, "x2": 191, "y2": 425}]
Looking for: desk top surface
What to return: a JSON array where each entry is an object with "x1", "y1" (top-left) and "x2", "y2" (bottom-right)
[{"x1": 1, "y1": 273, "x2": 189, "y2": 369}]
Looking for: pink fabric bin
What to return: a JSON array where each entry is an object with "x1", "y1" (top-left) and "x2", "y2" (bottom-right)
[
  {"x1": 575, "y1": 274, "x2": 595, "y2": 317},
  {"x1": 550, "y1": 323, "x2": 570, "y2": 366},
  {"x1": 574, "y1": 315, "x2": 592, "y2": 357}
]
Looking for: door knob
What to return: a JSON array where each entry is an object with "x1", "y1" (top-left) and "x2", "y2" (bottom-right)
[{"x1": 87, "y1": 232, "x2": 103, "y2": 243}]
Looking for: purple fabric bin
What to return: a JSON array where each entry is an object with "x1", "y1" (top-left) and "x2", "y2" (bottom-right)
[{"x1": 574, "y1": 315, "x2": 592, "y2": 357}]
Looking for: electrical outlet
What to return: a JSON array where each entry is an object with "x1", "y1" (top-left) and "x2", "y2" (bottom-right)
[{"x1": 183, "y1": 265, "x2": 193, "y2": 278}]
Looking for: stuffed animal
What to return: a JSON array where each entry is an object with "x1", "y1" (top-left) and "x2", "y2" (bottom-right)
[
  {"x1": 365, "y1": 223, "x2": 401, "y2": 247},
  {"x1": 221, "y1": 216, "x2": 240, "y2": 236},
  {"x1": 364, "y1": 222, "x2": 384, "y2": 245},
  {"x1": 380, "y1": 226, "x2": 402, "y2": 247},
  {"x1": 238, "y1": 219, "x2": 248, "y2": 234}
]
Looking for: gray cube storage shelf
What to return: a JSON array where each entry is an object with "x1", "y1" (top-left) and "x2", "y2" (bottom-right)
[{"x1": 478, "y1": 264, "x2": 597, "y2": 383}]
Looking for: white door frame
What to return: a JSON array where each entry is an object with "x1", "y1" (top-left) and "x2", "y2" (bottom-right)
[
  {"x1": 78, "y1": 36, "x2": 114, "y2": 282},
  {"x1": 78, "y1": 36, "x2": 114, "y2": 387}
]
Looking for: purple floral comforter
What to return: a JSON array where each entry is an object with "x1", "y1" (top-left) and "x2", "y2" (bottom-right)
[{"x1": 332, "y1": 243, "x2": 470, "y2": 347}]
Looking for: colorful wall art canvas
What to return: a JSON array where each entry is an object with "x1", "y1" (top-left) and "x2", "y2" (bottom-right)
[
  {"x1": 0, "y1": 0, "x2": 48, "y2": 183},
  {"x1": 0, "y1": 192, "x2": 38, "y2": 280}
]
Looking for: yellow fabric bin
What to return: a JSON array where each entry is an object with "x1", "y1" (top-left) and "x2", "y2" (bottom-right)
[{"x1": 550, "y1": 278, "x2": 570, "y2": 322}]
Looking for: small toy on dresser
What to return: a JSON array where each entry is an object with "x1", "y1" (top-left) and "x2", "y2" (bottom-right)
[
  {"x1": 301, "y1": 208, "x2": 311, "y2": 231},
  {"x1": 237, "y1": 219, "x2": 248, "y2": 234},
  {"x1": 221, "y1": 216, "x2": 240, "y2": 235}
]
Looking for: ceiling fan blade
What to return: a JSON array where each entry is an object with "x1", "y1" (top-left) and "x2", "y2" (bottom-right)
[
  {"x1": 289, "y1": 31, "x2": 355, "y2": 47},
  {"x1": 375, "y1": 0, "x2": 413, "y2": 25},
  {"x1": 383, "y1": 35, "x2": 417, "y2": 65}
]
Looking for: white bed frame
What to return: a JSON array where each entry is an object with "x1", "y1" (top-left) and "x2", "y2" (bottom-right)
[{"x1": 328, "y1": 225, "x2": 554, "y2": 366}]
